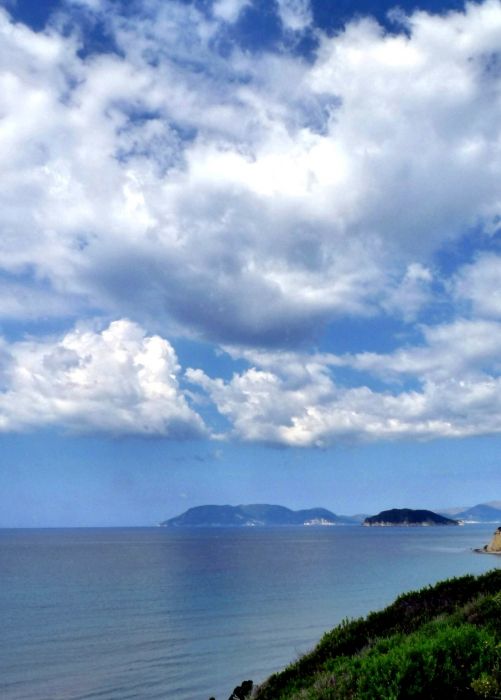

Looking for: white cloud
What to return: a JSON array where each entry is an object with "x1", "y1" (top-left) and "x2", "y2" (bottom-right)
[
  {"x1": 453, "y1": 253, "x2": 501, "y2": 318},
  {"x1": 276, "y1": 0, "x2": 313, "y2": 32},
  {"x1": 7, "y1": 0, "x2": 501, "y2": 447},
  {"x1": 0, "y1": 311, "x2": 494, "y2": 446},
  {"x1": 213, "y1": 0, "x2": 251, "y2": 23},
  {"x1": 189, "y1": 316, "x2": 501, "y2": 446},
  {"x1": 64, "y1": 0, "x2": 104, "y2": 9},
  {"x1": 0, "y1": 277, "x2": 84, "y2": 319},
  {"x1": 1, "y1": 0, "x2": 501, "y2": 349},
  {"x1": 351, "y1": 318, "x2": 501, "y2": 380},
  {"x1": 383, "y1": 263, "x2": 434, "y2": 320},
  {"x1": 0, "y1": 320, "x2": 206, "y2": 437},
  {"x1": 187, "y1": 361, "x2": 461, "y2": 447}
]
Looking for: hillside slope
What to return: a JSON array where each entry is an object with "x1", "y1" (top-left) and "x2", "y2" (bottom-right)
[{"x1": 253, "y1": 569, "x2": 501, "y2": 700}]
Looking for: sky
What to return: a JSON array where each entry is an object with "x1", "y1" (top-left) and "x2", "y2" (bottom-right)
[{"x1": 1, "y1": 0, "x2": 501, "y2": 526}]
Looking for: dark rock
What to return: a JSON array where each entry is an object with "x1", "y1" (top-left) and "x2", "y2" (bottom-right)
[{"x1": 228, "y1": 679, "x2": 253, "y2": 700}]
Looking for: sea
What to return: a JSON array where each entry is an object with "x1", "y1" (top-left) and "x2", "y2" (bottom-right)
[{"x1": 1, "y1": 524, "x2": 500, "y2": 700}]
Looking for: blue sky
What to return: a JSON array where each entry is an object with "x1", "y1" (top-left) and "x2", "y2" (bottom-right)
[{"x1": 0, "y1": 0, "x2": 500, "y2": 526}]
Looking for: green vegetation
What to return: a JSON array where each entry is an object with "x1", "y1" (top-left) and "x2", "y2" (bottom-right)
[
  {"x1": 363, "y1": 508, "x2": 459, "y2": 526},
  {"x1": 254, "y1": 569, "x2": 501, "y2": 700}
]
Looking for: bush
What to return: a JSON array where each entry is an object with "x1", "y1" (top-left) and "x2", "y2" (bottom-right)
[
  {"x1": 254, "y1": 571, "x2": 501, "y2": 700},
  {"x1": 338, "y1": 623, "x2": 497, "y2": 700}
]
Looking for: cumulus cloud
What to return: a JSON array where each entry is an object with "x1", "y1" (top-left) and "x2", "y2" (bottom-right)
[
  {"x1": 0, "y1": 320, "x2": 206, "y2": 437},
  {"x1": 453, "y1": 253, "x2": 501, "y2": 318},
  {"x1": 276, "y1": 0, "x2": 313, "y2": 32},
  {"x1": 4, "y1": 0, "x2": 501, "y2": 446},
  {"x1": 188, "y1": 316, "x2": 501, "y2": 446},
  {"x1": 2, "y1": 1, "x2": 501, "y2": 347},
  {"x1": 187, "y1": 361, "x2": 460, "y2": 447}
]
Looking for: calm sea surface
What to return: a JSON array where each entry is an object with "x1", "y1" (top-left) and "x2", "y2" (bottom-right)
[{"x1": 1, "y1": 525, "x2": 500, "y2": 700}]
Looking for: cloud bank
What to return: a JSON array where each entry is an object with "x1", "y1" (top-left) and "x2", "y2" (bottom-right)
[
  {"x1": 2, "y1": 0, "x2": 501, "y2": 443},
  {"x1": 2, "y1": 1, "x2": 501, "y2": 340},
  {"x1": 1, "y1": 312, "x2": 501, "y2": 445},
  {"x1": 189, "y1": 317, "x2": 501, "y2": 446}
]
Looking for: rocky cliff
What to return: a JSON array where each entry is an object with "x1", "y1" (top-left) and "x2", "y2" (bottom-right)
[{"x1": 485, "y1": 527, "x2": 501, "y2": 553}]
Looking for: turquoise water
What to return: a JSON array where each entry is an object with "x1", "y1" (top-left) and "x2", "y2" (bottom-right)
[{"x1": 1, "y1": 525, "x2": 499, "y2": 700}]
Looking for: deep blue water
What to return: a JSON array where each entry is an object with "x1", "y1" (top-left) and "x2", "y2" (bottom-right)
[{"x1": 0, "y1": 525, "x2": 499, "y2": 700}]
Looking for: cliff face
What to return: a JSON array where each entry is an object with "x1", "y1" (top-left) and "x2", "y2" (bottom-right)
[{"x1": 485, "y1": 527, "x2": 501, "y2": 553}]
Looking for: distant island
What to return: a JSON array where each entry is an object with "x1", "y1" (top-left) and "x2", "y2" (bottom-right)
[
  {"x1": 440, "y1": 502, "x2": 501, "y2": 523},
  {"x1": 160, "y1": 504, "x2": 360, "y2": 527},
  {"x1": 363, "y1": 508, "x2": 459, "y2": 527},
  {"x1": 161, "y1": 502, "x2": 501, "y2": 528}
]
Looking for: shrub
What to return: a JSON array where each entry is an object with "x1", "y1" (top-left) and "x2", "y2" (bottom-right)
[{"x1": 254, "y1": 571, "x2": 501, "y2": 700}]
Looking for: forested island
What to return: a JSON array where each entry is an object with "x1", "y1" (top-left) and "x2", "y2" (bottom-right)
[
  {"x1": 363, "y1": 508, "x2": 459, "y2": 526},
  {"x1": 219, "y1": 569, "x2": 501, "y2": 700}
]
